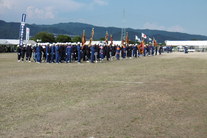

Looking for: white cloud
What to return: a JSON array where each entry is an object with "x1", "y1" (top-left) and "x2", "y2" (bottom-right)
[
  {"x1": 26, "y1": 6, "x2": 55, "y2": 19},
  {"x1": 24, "y1": 0, "x2": 86, "y2": 20},
  {"x1": 0, "y1": 0, "x2": 15, "y2": 13},
  {"x1": 93, "y1": 0, "x2": 108, "y2": 6},
  {"x1": 143, "y1": 22, "x2": 184, "y2": 32},
  {"x1": 49, "y1": 0, "x2": 85, "y2": 12},
  {"x1": 0, "y1": 0, "x2": 13, "y2": 9},
  {"x1": 168, "y1": 25, "x2": 184, "y2": 32},
  {"x1": 143, "y1": 22, "x2": 166, "y2": 30},
  {"x1": 0, "y1": 0, "x2": 108, "y2": 23}
]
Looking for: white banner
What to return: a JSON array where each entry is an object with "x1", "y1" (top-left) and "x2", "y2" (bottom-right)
[{"x1": 26, "y1": 27, "x2": 30, "y2": 43}]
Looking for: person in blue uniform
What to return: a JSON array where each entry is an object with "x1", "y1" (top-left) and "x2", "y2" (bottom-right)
[
  {"x1": 45, "y1": 44, "x2": 50, "y2": 63},
  {"x1": 26, "y1": 44, "x2": 32, "y2": 62},
  {"x1": 82, "y1": 44, "x2": 87, "y2": 61},
  {"x1": 42, "y1": 45, "x2": 46, "y2": 62},
  {"x1": 66, "y1": 43, "x2": 72, "y2": 63},
  {"x1": 50, "y1": 44, "x2": 55, "y2": 63},
  {"x1": 144, "y1": 44, "x2": 147, "y2": 56},
  {"x1": 32, "y1": 44, "x2": 37, "y2": 62},
  {"x1": 99, "y1": 44, "x2": 104, "y2": 61},
  {"x1": 17, "y1": 45, "x2": 21, "y2": 62},
  {"x1": 147, "y1": 43, "x2": 151, "y2": 56},
  {"x1": 77, "y1": 42, "x2": 82, "y2": 63},
  {"x1": 86, "y1": 45, "x2": 91, "y2": 62},
  {"x1": 111, "y1": 45, "x2": 116, "y2": 60},
  {"x1": 121, "y1": 44, "x2": 126, "y2": 59},
  {"x1": 63, "y1": 43, "x2": 67, "y2": 62},
  {"x1": 159, "y1": 46, "x2": 163, "y2": 55},
  {"x1": 55, "y1": 43, "x2": 60, "y2": 63},
  {"x1": 151, "y1": 44, "x2": 155, "y2": 56},
  {"x1": 127, "y1": 44, "x2": 132, "y2": 59},
  {"x1": 166, "y1": 46, "x2": 170, "y2": 53},
  {"x1": 94, "y1": 44, "x2": 99, "y2": 62},
  {"x1": 21, "y1": 45, "x2": 26, "y2": 62},
  {"x1": 184, "y1": 46, "x2": 188, "y2": 54},
  {"x1": 133, "y1": 44, "x2": 138, "y2": 58},
  {"x1": 105, "y1": 44, "x2": 111, "y2": 61},
  {"x1": 90, "y1": 44, "x2": 95, "y2": 63},
  {"x1": 59, "y1": 43, "x2": 64, "y2": 62},
  {"x1": 155, "y1": 45, "x2": 158, "y2": 55},
  {"x1": 72, "y1": 43, "x2": 77, "y2": 61},
  {"x1": 116, "y1": 45, "x2": 121, "y2": 60},
  {"x1": 36, "y1": 44, "x2": 42, "y2": 63}
]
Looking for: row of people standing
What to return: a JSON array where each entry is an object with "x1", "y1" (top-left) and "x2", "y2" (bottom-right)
[{"x1": 17, "y1": 43, "x2": 163, "y2": 63}]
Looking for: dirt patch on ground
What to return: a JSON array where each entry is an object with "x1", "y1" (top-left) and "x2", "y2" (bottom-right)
[{"x1": 0, "y1": 52, "x2": 207, "y2": 137}]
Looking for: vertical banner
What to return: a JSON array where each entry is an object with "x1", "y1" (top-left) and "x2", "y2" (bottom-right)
[
  {"x1": 19, "y1": 13, "x2": 26, "y2": 47},
  {"x1": 26, "y1": 27, "x2": 30, "y2": 44}
]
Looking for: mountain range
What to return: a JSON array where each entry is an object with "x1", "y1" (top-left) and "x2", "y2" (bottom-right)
[{"x1": 1, "y1": 20, "x2": 207, "y2": 43}]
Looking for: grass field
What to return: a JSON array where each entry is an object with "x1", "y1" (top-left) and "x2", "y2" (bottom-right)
[{"x1": 0, "y1": 52, "x2": 207, "y2": 138}]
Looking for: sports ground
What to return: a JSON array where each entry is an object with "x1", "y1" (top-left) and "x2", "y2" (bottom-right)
[{"x1": 0, "y1": 52, "x2": 207, "y2": 137}]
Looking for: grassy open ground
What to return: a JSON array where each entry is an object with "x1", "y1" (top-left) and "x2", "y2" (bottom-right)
[{"x1": 0, "y1": 52, "x2": 207, "y2": 138}]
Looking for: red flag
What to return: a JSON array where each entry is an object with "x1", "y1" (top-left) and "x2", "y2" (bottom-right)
[
  {"x1": 141, "y1": 33, "x2": 147, "y2": 39},
  {"x1": 138, "y1": 40, "x2": 145, "y2": 54}
]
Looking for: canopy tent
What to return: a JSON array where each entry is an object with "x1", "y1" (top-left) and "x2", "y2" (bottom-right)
[
  {"x1": 165, "y1": 40, "x2": 207, "y2": 47},
  {"x1": 84, "y1": 40, "x2": 122, "y2": 46},
  {"x1": 0, "y1": 39, "x2": 36, "y2": 45}
]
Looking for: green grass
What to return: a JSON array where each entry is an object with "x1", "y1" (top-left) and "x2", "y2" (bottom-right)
[{"x1": 0, "y1": 52, "x2": 207, "y2": 137}]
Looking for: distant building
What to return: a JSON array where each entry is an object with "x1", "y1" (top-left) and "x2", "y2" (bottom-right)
[
  {"x1": 0, "y1": 39, "x2": 36, "y2": 52},
  {"x1": 165, "y1": 40, "x2": 207, "y2": 52},
  {"x1": 0, "y1": 39, "x2": 36, "y2": 45}
]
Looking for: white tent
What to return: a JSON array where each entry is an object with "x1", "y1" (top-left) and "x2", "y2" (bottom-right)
[
  {"x1": 165, "y1": 40, "x2": 207, "y2": 47},
  {"x1": 0, "y1": 39, "x2": 36, "y2": 45},
  {"x1": 84, "y1": 40, "x2": 122, "y2": 46},
  {"x1": 165, "y1": 40, "x2": 207, "y2": 52}
]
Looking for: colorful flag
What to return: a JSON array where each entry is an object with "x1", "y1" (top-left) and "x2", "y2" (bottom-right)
[
  {"x1": 81, "y1": 30, "x2": 86, "y2": 46},
  {"x1": 138, "y1": 40, "x2": 145, "y2": 54},
  {"x1": 135, "y1": 35, "x2": 138, "y2": 40},
  {"x1": 135, "y1": 35, "x2": 141, "y2": 42},
  {"x1": 89, "y1": 28, "x2": 94, "y2": 46},
  {"x1": 141, "y1": 33, "x2": 147, "y2": 39},
  {"x1": 153, "y1": 37, "x2": 158, "y2": 46}
]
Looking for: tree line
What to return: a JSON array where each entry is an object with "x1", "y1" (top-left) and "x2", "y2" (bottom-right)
[
  {"x1": 31, "y1": 32, "x2": 82, "y2": 43},
  {"x1": 32, "y1": 32, "x2": 135, "y2": 44}
]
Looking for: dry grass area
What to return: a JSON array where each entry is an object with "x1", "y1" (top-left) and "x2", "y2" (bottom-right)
[{"x1": 0, "y1": 52, "x2": 207, "y2": 138}]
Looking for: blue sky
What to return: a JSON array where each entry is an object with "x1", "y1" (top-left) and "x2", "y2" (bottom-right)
[{"x1": 0, "y1": 0, "x2": 207, "y2": 35}]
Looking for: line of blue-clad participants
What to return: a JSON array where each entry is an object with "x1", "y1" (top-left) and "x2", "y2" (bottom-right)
[{"x1": 17, "y1": 42, "x2": 163, "y2": 63}]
